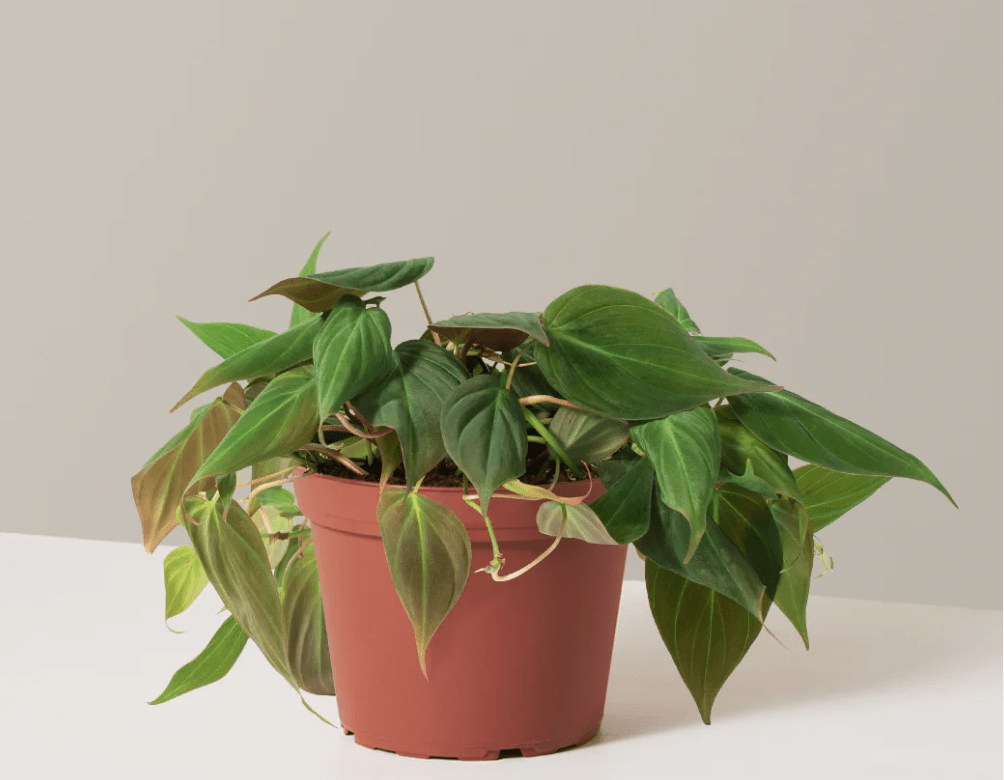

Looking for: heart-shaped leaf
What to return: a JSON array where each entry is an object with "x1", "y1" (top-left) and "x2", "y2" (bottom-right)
[
  {"x1": 769, "y1": 498, "x2": 813, "y2": 648},
  {"x1": 191, "y1": 367, "x2": 319, "y2": 483},
  {"x1": 630, "y1": 407, "x2": 721, "y2": 562},
  {"x1": 177, "y1": 318, "x2": 279, "y2": 360},
  {"x1": 726, "y1": 368, "x2": 955, "y2": 506},
  {"x1": 591, "y1": 458, "x2": 655, "y2": 544},
  {"x1": 654, "y1": 288, "x2": 700, "y2": 333},
  {"x1": 313, "y1": 296, "x2": 394, "y2": 421},
  {"x1": 289, "y1": 233, "x2": 330, "y2": 330},
  {"x1": 250, "y1": 257, "x2": 435, "y2": 312},
  {"x1": 549, "y1": 407, "x2": 630, "y2": 466},
  {"x1": 353, "y1": 340, "x2": 470, "y2": 487},
  {"x1": 163, "y1": 545, "x2": 210, "y2": 627},
  {"x1": 716, "y1": 409, "x2": 802, "y2": 503},
  {"x1": 710, "y1": 485, "x2": 784, "y2": 600},
  {"x1": 377, "y1": 488, "x2": 472, "y2": 677},
  {"x1": 693, "y1": 336, "x2": 775, "y2": 362},
  {"x1": 132, "y1": 390, "x2": 244, "y2": 553},
  {"x1": 281, "y1": 546, "x2": 335, "y2": 695},
  {"x1": 794, "y1": 464, "x2": 891, "y2": 532},
  {"x1": 634, "y1": 489, "x2": 767, "y2": 621},
  {"x1": 536, "y1": 286, "x2": 779, "y2": 420},
  {"x1": 248, "y1": 486, "x2": 301, "y2": 520},
  {"x1": 180, "y1": 496, "x2": 294, "y2": 684},
  {"x1": 499, "y1": 479, "x2": 595, "y2": 505},
  {"x1": 149, "y1": 616, "x2": 249, "y2": 705},
  {"x1": 171, "y1": 318, "x2": 322, "y2": 412},
  {"x1": 646, "y1": 559, "x2": 763, "y2": 725},
  {"x1": 429, "y1": 311, "x2": 549, "y2": 351},
  {"x1": 440, "y1": 375, "x2": 527, "y2": 515},
  {"x1": 536, "y1": 501, "x2": 619, "y2": 544}
]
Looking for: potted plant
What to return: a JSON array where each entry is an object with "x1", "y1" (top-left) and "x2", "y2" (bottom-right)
[{"x1": 132, "y1": 234, "x2": 955, "y2": 760}]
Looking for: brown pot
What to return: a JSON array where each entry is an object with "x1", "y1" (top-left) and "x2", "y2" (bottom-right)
[{"x1": 293, "y1": 472, "x2": 627, "y2": 760}]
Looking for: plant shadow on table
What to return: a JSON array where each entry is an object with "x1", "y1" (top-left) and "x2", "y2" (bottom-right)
[{"x1": 593, "y1": 595, "x2": 998, "y2": 744}]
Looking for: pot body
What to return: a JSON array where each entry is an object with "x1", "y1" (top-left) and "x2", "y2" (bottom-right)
[{"x1": 293, "y1": 473, "x2": 627, "y2": 760}]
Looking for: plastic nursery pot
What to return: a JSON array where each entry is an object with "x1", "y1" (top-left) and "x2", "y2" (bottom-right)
[{"x1": 293, "y1": 471, "x2": 628, "y2": 761}]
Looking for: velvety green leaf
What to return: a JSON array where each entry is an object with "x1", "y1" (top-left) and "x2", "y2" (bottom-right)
[
  {"x1": 635, "y1": 490, "x2": 767, "y2": 620},
  {"x1": 711, "y1": 485, "x2": 783, "y2": 599},
  {"x1": 177, "y1": 317, "x2": 278, "y2": 360},
  {"x1": 549, "y1": 407, "x2": 629, "y2": 466},
  {"x1": 592, "y1": 458, "x2": 655, "y2": 543},
  {"x1": 536, "y1": 501, "x2": 619, "y2": 544},
  {"x1": 353, "y1": 339, "x2": 470, "y2": 487},
  {"x1": 646, "y1": 560, "x2": 762, "y2": 725},
  {"x1": 595, "y1": 453, "x2": 643, "y2": 488},
  {"x1": 251, "y1": 505, "x2": 293, "y2": 568},
  {"x1": 726, "y1": 368, "x2": 955, "y2": 506},
  {"x1": 429, "y1": 311, "x2": 549, "y2": 351},
  {"x1": 654, "y1": 288, "x2": 701, "y2": 333},
  {"x1": 180, "y1": 496, "x2": 293, "y2": 683},
  {"x1": 377, "y1": 488, "x2": 472, "y2": 676},
  {"x1": 537, "y1": 286, "x2": 779, "y2": 420},
  {"x1": 149, "y1": 616, "x2": 249, "y2": 705},
  {"x1": 769, "y1": 499, "x2": 813, "y2": 648},
  {"x1": 171, "y1": 318, "x2": 322, "y2": 412},
  {"x1": 289, "y1": 233, "x2": 330, "y2": 330},
  {"x1": 313, "y1": 296, "x2": 394, "y2": 421},
  {"x1": 440, "y1": 375, "x2": 527, "y2": 515},
  {"x1": 630, "y1": 408, "x2": 721, "y2": 563},
  {"x1": 191, "y1": 367, "x2": 319, "y2": 483},
  {"x1": 376, "y1": 430, "x2": 404, "y2": 490},
  {"x1": 281, "y1": 547, "x2": 335, "y2": 695},
  {"x1": 716, "y1": 462, "x2": 781, "y2": 500},
  {"x1": 163, "y1": 545, "x2": 210, "y2": 624},
  {"x1": 273, "y1": 529, "x2": 309, "y2": 586},
  {"x1": 794, "y1": 464, "x2": 891, "y2": 532},
  {"x1": 132, "y1": 390, "x2": 243, "y2": 553},
  {"x1": 694, "y1": 336, "x2": 775, "y2": 361},
  {"x1": 250, "y1": 257, "x2": 435, "y2": 313},
  {"x1": 716, "y1": 411, "x2": 803, "y2": 503}
]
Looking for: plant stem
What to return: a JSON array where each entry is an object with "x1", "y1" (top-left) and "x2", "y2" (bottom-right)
[
  {"x1": 414, "y1": 281, "x2": 440, "y2": 346},
  {"x1": 462, "y1": 475, "x2": 503, "y2": 566},
  {"x1": 522, "y1": 407, "x2": 582, "y2": 477},
  {"x1": 505, "y1": 343, "x2": 533, "y2": 390},
  {"x1": 489, "y1": 516, "x2": 565, "y2": 582}
]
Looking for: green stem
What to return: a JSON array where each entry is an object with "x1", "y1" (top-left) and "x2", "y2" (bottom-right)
[
  {"x1": 527, "y1": 435, "x2": 547, "y2": 445},
  {"x1": 505, "y1": 343, "x2": 532, "y2": 390},
  {"x1": 462, "y1": 474, "x2": 502, "y2": 564},
  {"x1": 522, "y1": 407, "x2": 582, "y2": 478}
]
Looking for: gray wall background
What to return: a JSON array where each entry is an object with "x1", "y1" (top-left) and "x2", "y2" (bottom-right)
[{"x1": 1, "y1": 1, "x2": 999, "y2": 609}]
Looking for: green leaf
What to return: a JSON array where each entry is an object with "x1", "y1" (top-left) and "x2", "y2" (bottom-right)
[
  {"x1": 630, "y1": 408, "x2": 721, "y2": 563},
  {"x1": 654, "y1": 288, "x2": 701, "y2": 333},
  {"x1": 726, "y1": 368, "x2": 955, "y2": 506},
  {"x1": 716, "y1": 410, "x2": 803, "y2": 503},
  {"x1": 180, "y1": 496, "x2": 293, "y2": 683},
  {"x1": 536, "y1": 286, "x2": 780, "y2": 420},
  {"x1": 251, "y1": 505, "x2": 293, "y2": 568},
  {"x1": 192, "y1": 367, "x2": 319, "y2": 483},
  {"x1": 149, "y1": 616, "x2": 249, "y2": 705},
  {"x1": 376, "y1": 488, "x2": 472, "y2": 677},
  {"x1": 634, "y1": 492, "x2": 767, "y2": 621},
  {"x1": 176, "y1": 318, "x2": 278, "y2": 360},
  {"x1": 163, "y1": 545, "x2": 210, "y2": 625},
  {"x1": 769, "y1": 499, "x2": 813, "y2": 648},
  {"x1": 591, "y1": 458, "x2": 655, "y2": 544},
  {"x1": 289, "y1": 233, "x2": 330, "y2": 330},
  {"x1": 549, "y1": 407, "x2": 630, "y2": 466},
  {"x1": 536, "y1": 501, "x2": 619, "y2": 544},
  {"x1": 281, "y1": 547, "x2": 335, "y2": 695},
  {"x1": 711, "y1": 485, "x2": 784, "y2": 599},
  {"x1": 646, "y1": 560, "x2": 762, "y2": 725},
  {"x1": 132, "y1": 389, "x2": 243, "y2": 553},
  {"x1": 440, "y1": 375, "x2": 527, "y2": 515},
  {"x1": 250, "y1": 257, "x2": 435, "y2": 313},
  {"x1": 794, "y1": 464, "x2": 891, "y2": 532},
  {"x1": 312, "y1": 296, "x2": 394, "y2": 421},
  {"x1": 716, "y1": 463, "x2": 779, "y2": 500},
  {"x1": 693, "y1": 336, "x2": 775, "y2": 361},
  {"x1": 248, "y1": 486, "x2": 301, "y2": 519},
  {"x1": 353, "y1": 339, "x2": 469, "y2": 487},
  {"x1": 171, "y1": 317, "x2": 322, "y2": 412},
  {"x1": 429, "y1": 311, "x2": 549, "y2": 351}
]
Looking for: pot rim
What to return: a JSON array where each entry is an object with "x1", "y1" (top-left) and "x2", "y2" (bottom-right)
[{"x1": 293, "y1": 467, "x2": 602, "y2": 497}]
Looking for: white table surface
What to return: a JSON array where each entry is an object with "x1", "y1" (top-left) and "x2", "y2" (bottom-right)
[{"x1": 1, "y1": 531, "x2": 1000, "y2": 779}]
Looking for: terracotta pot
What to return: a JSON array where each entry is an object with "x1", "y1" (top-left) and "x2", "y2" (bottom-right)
[{"x1": 293, "y1": 472, "x2": 627, "y2": 760}]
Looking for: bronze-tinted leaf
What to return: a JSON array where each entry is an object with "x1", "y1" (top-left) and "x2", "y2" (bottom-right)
[
  {"x1": 429, "y1": 311, "x2": 549, "y2": 351},
  {"x1": 281, "y1": 547, "x2": 335, "y2": 695}
]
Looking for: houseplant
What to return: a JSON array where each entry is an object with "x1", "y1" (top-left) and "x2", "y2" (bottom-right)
[{"x1": 132, "y1": 234, "x2": 955, "y2": 758}]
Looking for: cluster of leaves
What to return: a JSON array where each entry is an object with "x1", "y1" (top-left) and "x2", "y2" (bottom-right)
[{"x1": 132, "y1": 234, "x2": 954, "y2": 725}]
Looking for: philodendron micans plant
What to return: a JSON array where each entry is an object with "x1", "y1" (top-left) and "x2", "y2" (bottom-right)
[{"x1": 132, "y1": 233, "x2": 955, "y2": 725}]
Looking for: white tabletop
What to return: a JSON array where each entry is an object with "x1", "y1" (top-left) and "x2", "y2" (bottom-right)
[{"x1": 1, "y1": 531, "x2": 1000, "y2": 779}]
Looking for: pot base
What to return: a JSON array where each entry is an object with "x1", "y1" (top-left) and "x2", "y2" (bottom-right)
[{"x1": 342, "y1": 721, "x2": 601, "y2": 760}]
